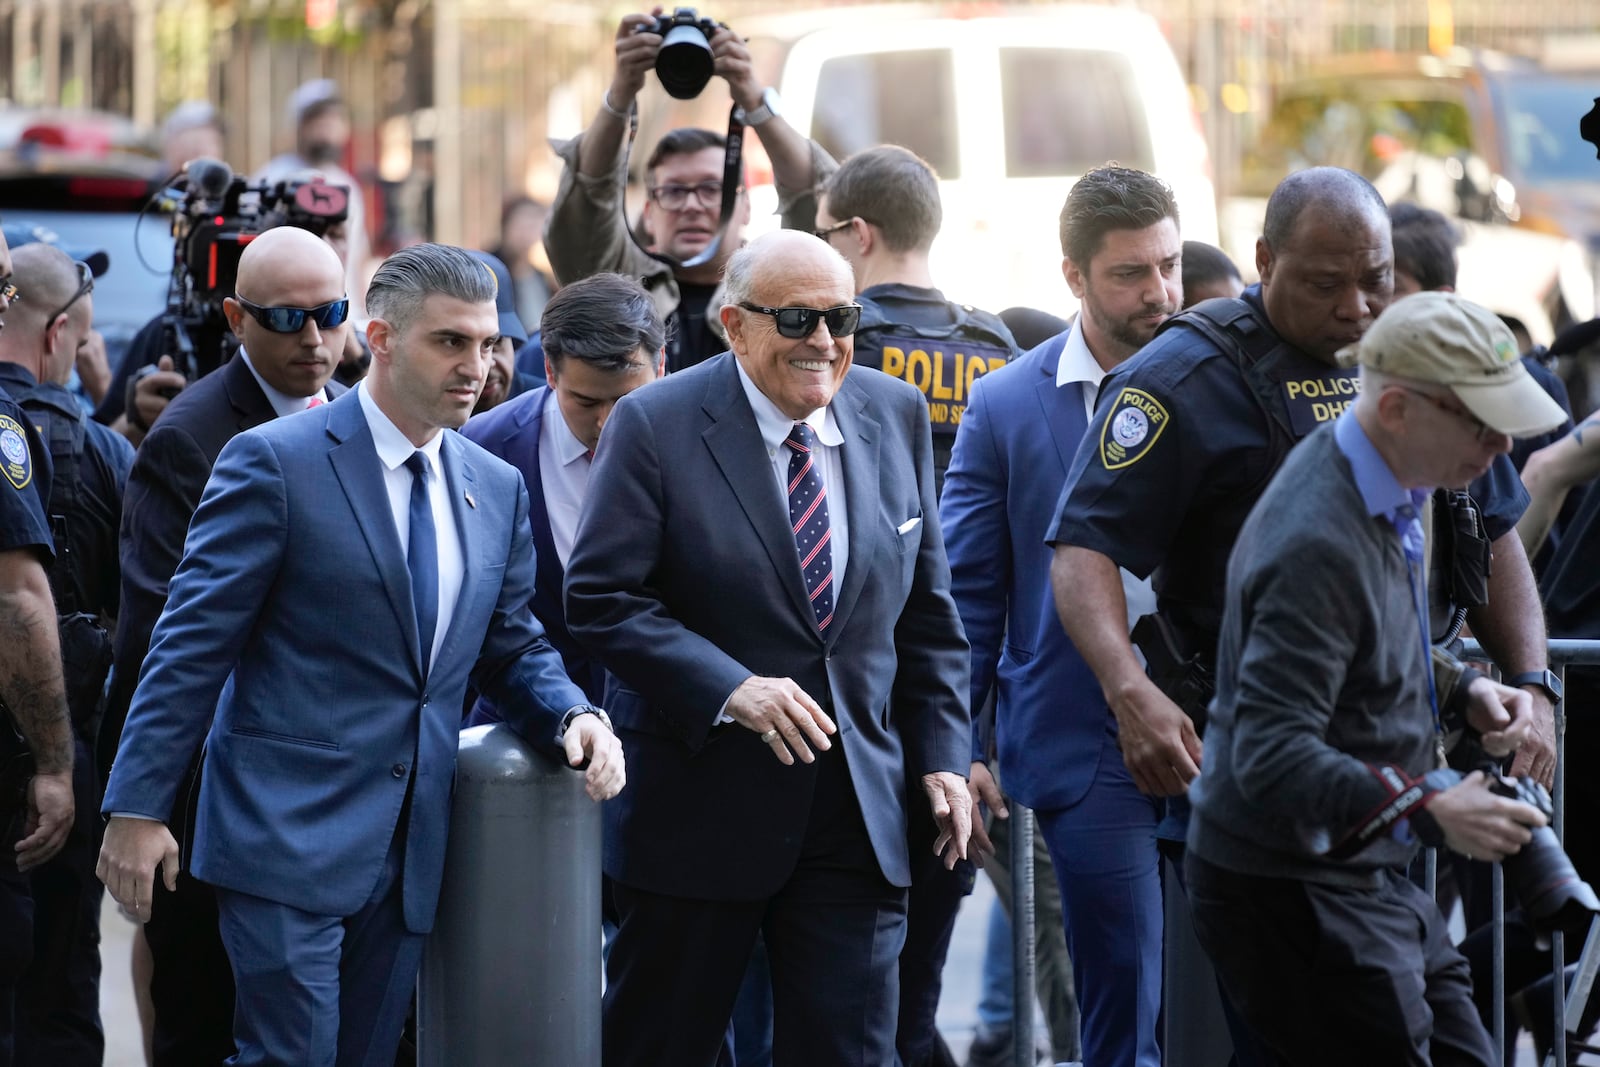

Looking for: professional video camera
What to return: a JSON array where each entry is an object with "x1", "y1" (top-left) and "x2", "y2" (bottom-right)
[
  {"x1": 1485, "y1": 768, "x2": 1600, "y2": 940},
  {"x1": 637, "y1": 7, "x2": 723, "y2": 99},
  {"x1": 160, "y1": 157, "x2": 349, "y2": 382}
]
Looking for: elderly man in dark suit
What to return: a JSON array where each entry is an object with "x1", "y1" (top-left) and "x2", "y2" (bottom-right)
[
  {"x1": 99, "y1": 226, "x2": 351, "y2": 1065},
  {"x1": 565, "y1": 228, "x2": 973, "y2": 1067},
  {"x1": 97, "y1": 242, "x2": 624, "y2": 1067}
]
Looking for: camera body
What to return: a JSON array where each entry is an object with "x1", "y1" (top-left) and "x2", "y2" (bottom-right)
[
  {"x1": 637, "y1": 7, "x2": 722, "y2": 99},
  {"x1": 161, "y1": 158, "x2": 349, "y2": 380},
  {"x1": 1485, "y1": 770, "x2": 1600, "y2": 937}
]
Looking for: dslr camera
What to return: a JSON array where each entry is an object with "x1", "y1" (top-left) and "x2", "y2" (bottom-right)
[
  {"x1": 637, "y1": 7, "x2": 723, "y2": 99},
  {"x1": 1486, "y1": 769, "x2": 1600, "y2": 938}
]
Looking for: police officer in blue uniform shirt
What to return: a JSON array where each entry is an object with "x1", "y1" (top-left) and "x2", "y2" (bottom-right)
[
  {"x1": 1048, "y1": 167, "x2": 1562, "y2": 1063},
  {"x1": 0, "y1": 224, "x2": 79, "y2": 1067},
  {"x1": 814, "y1": 146, "x2": 1017, "y2": 494},
  {"x1": 0, "y1": 241, "x2": 133, "y2": 1066}
]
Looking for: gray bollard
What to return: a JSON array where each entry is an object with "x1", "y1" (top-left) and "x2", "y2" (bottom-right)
[{"x1": 419, "y1": 723, "x2": 602, "y2": 1066}]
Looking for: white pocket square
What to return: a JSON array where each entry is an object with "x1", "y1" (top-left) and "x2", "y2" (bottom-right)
[{"x1": 897, "y1": 517, "x2": 922, "y2": 534}]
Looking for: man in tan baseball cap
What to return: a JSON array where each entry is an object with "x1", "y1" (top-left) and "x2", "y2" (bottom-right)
[{"x1": 1342, "y1": 290, "x2": 1567, "y2": 439}]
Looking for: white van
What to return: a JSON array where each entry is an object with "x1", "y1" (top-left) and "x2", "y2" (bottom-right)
[{"x1": 773, "y1": 7, "x2": 1220, "y2": 317}]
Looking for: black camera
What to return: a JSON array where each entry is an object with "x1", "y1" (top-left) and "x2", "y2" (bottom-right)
[
  {"x1": 1487, "y1": 770, "x2": 1600, "y2": 938},
  {"x1": 638, "y1": 7, "x2": 722, "y2": 99},
  {"x1": 159, "y1": 157, "x2": 349, "y2": 380}
]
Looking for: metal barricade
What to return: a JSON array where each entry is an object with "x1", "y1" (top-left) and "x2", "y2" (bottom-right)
[{"x1": 418, "y1": 723, "x2": 602, "y2": 1066}]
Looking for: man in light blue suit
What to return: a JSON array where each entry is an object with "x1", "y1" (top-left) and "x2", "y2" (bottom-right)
[
  {"x1": 96, "y1": 243, "x2": 625, "y2": 1067},
  {"x1": 940, "y1": 166, "x2": 1182, "y2": 1067},
  {"x1": 462, "y1": 272, "x2": 664, "y2": 708}
]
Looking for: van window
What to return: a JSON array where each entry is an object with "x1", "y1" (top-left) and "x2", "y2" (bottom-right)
[
  {"x1": 999, "y1": 48, "x2": 1153, "y2": 177},
  {"x1": 811, "y1": 50, "x2": 960, "y2": 179}
]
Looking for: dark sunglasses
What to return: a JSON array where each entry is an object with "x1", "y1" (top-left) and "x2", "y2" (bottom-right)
[
  {"x1": 46, "y1": 260, "x2": 93, "y2": 325},
  {"x1": 738, "y1": 302, "x2": 862, "y2": 339},
  {"x1": 235, "y1": 296, "x2": 350, "y2": 334},
  {"x1": 0, "y1": 278, "x2": 18, "y2": 304}
]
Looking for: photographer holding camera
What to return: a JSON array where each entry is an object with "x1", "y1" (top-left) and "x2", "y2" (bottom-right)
[
  {"x1": 546, "y1": 8, "x2": 835, "y2": 372},
  {"x1": 1183, "y1": 292, "x2": 1586, "y2": 1065}
]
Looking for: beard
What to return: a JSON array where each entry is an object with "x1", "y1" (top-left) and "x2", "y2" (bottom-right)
[{"x1": 1082, "y1": 286, "x2": 1175, "y2": 354}]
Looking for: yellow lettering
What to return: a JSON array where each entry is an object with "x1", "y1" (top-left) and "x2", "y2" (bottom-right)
[
  {"x1": 950, "y1": 403, "x2": 964, "y2": 426},
  {"x1": 953, "y1": 353, "x2": 965, "y2": 402},
  {"x1": 1287, "y1": 381, "x2": 1303, "y2": 400},
  {"x1": 907, "y1": 348, "x2": 933, "y2": 394},
  {"x1": 929, "y1": 402, "x2": 950, "y2": 424},
  {"x1": 932, "y1": 350, "x2": 954, "y2": 400},
  {"x1": 883, "y1": 345, "x2": 907, "y2": 380}
]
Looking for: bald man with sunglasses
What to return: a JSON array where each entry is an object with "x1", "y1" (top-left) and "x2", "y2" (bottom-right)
[
  {"x1": 100, "y1": 226, "x2": 350, "y2": 1065},
  {"x1": 566, "y1": 229, "x2": 973, "y2": 1067}
]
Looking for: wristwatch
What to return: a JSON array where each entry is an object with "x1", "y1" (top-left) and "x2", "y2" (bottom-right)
[
  {"x1": 1508, "y1": 669, "x2": 1563, "y2": 705},
  {"x1": 735, "y1": 87, "x2": 783, "y2": 127},
  {"x1": 557, "y1": 704, "x2": 613, "y2": 743}
]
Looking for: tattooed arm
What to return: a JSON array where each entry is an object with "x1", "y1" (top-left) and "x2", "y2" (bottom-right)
[
  {"x1": 1518, "y1": 413, "x2": 1600, "y2": 558},
  {"x1": 0, "y1": 546, "x2": 73, "y2": 870}
]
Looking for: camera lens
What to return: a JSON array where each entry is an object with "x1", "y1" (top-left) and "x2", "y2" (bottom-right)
[{"x1": 656, "y1": 23, "x2": 715, "y2": 99}]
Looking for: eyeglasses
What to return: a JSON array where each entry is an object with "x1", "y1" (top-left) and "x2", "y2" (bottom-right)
[
  {"x1": 0, "y1": 278, "x2": 17, "y2": 304},
  {"x1": 46, "y1": 261, "x2": 92, "y2": 325},
  {"x1": 647, "y1": 180, "x2": 723, "y2": 211},
  {"x1": 812, "y1": 218, "x2": 858, "y2": 242},
  {"x1": 1394, "y1": 385, "x2": 1499, "y2": 442},
  {"x1": 738, "y1": 302, "x2": 863, "y2": 339},
  {"x1": 235, "y1": 296, "x2": 350, "y2": 334}
]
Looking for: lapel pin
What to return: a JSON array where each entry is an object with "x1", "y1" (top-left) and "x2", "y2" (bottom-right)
[{"x1": 465, "y1": 491, "x2": 477, "y2": 509}]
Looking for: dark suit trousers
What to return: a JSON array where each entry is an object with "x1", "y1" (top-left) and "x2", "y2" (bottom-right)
[
  {"x1": 895, "y1": 792, "x2": 974, "y2": 1067},
  {"x1": 602, "y1": 742, "x2": 908, "y2": 1067}
]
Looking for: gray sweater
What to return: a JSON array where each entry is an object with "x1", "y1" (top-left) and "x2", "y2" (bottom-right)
[{"x1": 1188, "y1": 424, "x2": 1466, "y2": 887}]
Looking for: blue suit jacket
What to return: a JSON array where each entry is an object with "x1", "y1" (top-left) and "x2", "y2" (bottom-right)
[
  {"x1": 940, "y1": 329, "x2": 1113, "y2": 813},
  {"x1": 461, "y1": 386, "x2": 605, "y2": 705},
  {"x1": 102, "y1": 391, "x2": 588, "y2": 933},
  {"x1": 564, "y1": 354, "x2": 970, "y2": 900}
]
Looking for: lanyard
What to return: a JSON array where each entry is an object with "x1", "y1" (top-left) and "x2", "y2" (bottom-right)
[{"x1": 1398, "y1": 503, "x2": 1446, "y2": 765}]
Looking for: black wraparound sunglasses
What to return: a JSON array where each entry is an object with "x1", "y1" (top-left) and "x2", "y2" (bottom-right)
[
  {"x1": 236, "y1": 296, "x2": 350, "y2": 334},
  {"x1": 738, "y1": 302, "x2": 862, "y2": 339}
]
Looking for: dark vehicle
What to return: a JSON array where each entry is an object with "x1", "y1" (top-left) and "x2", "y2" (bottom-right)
[
  {"x1": 1226, "y1": 50, "x2": 1600, "y2": 348},
  {"x1": 0, "y1": 110, "x2": 172, "y2": 380}
]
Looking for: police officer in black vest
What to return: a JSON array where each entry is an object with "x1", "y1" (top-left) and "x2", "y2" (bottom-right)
[
  {"x1": 1048, "y1": 167, "x2": 1559, "y2": 1064},
  {"x1": 812, "y1": 144, "x2": 1017, "y2": 1067},
  {"x1": 813, "y1": 145, "x2": 1017, "y2": 496},
  {"x1": 0, "y1": 241, "x2": 132, "y2": 1065},
  {"x1": 0, "y1": 228, "x2": 81, "y2": 1067}
]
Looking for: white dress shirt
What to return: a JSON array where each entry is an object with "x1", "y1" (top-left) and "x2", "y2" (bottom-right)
[
  {"x1": 537, "y1": 387, "x2": 592, "y2": 569},
  {"x1": 238, "y1": 346, "x2": 330, "y2": 417},
  {"x1": 1051, "y1": 319, "x2": 1156, "y2": 632},
  {"x1": 358, "y1": 383, "x2": 465, "y2": 667}
]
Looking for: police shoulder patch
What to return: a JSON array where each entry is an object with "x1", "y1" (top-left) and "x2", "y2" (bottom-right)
[
  {"x1": 1100, "y1": 387, "x2": 1171, "y2": 470},
  {"x1": 0, "y1": 414, "x2": 31, "y2": 491}
]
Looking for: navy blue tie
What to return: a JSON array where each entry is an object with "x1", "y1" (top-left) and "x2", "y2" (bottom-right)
[
  {"x1": 784, "y1": 423, "x2": 835, "y2": 631},
  {"x1": 405, "y1": 451, "x2": 438, "y2": 670}
]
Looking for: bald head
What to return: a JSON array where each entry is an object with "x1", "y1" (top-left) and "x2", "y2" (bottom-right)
[
  {"x1": 1263, "y1": 167, "x2": 1388, "y2": 252},
  {"x1": 223, "y1": 225, "x2": 348, "y2": 399},
  {"x1": 723, "y1": 229, "x2": 853, "y2": 307},
  {"x1": 6, "y1": 245, "x2": 82, "y2": 333},
  {"x1": 235, "y1": 225, "x2": 344, "y2": 305},
  {"x1": 0, "y1": 244, "x2": 94, "y2": 383}
]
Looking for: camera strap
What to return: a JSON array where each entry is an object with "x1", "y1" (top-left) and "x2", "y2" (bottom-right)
[{"x1": 619, "y1": 101, "x2": 746, "y2": 271}]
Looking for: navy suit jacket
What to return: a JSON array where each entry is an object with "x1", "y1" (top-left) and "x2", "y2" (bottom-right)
[
  {"x1": 102, "y1": 391, "x2": 587, "y2": 933},
  {"x1": 564, "y1": 354, "x2": 970, "y2": 901},
  {"x1": 461, "y1": 385, "x2": 605, "y2": 705},
  {"x1": 940, "y1": 329, "x2": 1115, "y2": 812}
]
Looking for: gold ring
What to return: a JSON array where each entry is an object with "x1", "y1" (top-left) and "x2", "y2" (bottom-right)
[{"x1": 760, "y1": 729, "x2": 780, "y2": 743}]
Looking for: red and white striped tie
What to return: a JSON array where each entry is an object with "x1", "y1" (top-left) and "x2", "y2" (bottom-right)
[{"x1": 785, "y1": 423, "x2": 835, "y2": 632}]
